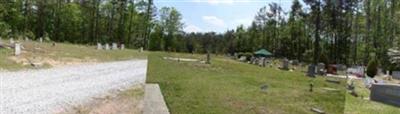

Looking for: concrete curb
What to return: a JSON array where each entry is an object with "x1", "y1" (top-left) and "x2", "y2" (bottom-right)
[{"x1": 144, "y1": 84, "x2": 170, "y2": 114}]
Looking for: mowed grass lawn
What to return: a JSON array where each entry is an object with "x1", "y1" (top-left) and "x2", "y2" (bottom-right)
[
  {"x1": 147, "y1": 52, "x2": 346, "y2": 114},
  {"x1": 0, "y1": 41, "x2": 147, "y2": 70}
]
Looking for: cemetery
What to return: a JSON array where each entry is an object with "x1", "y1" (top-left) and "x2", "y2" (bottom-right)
[
  {"x1": 2, "y1": 0, "x2": 400, "y2": 113},
  {"x1": 0, "y1": 37, "x2": 147, "y2": 70},
  {"x1": 146, "y1": 51, "x2": 400, "y2": 113},
  {"x1": 147, "y1": 52, "x2": 348, "y2": 114}
]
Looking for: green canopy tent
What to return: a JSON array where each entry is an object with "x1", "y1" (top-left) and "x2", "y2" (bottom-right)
[{"x1": 254, "y1": 49, "x2": 272, "y2": 57}]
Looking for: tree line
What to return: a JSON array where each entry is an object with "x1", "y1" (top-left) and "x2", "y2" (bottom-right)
[
  {"x1": 1, "y1": 0, "x2": 399, "y2": 69},
  {"x1": 0, "y1": 0, "x2": 154, "y2": 48},
  {"x1": 148, "y1": 0, "x2": 400, "y2": 70}
]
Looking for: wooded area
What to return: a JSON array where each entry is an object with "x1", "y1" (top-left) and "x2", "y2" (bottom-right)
[
  {"x1": 0, "y1": 0, "x2": 154, "y2": 48},
  {"x1": 0, "y1": 0, "x2": 399, "y2": 69}
]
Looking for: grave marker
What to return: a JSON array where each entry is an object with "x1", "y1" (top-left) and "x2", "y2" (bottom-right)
[
  {"x1": 112, "y1": 43, "x2": 118, "y2": 50},
  {"x1": 281, "y1": 59, "x2": 289, "y2": 70},
  {"x1": 292, "y1": 60, "x2": 299, "y2": 66},
  {"x1": 370, "y1": 83, "x2": 400, "y2": 107},
  {"x1": 10, "y1": 38, "x2": 14, "y2": 44},
  {"x1": 317, "y1": 63, "x2": 326, "y2": 75},
  {"x1": 393, "y1": 71, "x2": 400, "y2": 80},
  {"x1": 15, "y1": 43, "x2": 21, "y2": 56},
  {"x1": 97, "y1": 43, "x2": 102, "y2": 50},
  {"x1": 307, "y1": 65, "x2": 316, "y2": 77},
  {"x1": 120, "y1": 44, "x2": 125, "y2": 50},
  {"x1": 105, "y1": 43, "x2": 110, "y2": 50},
  {"x1": 39, "y1": 37, "x2": 43, "y2": 43},
  {"x1": 139, "y1": 47, "x2": 143, "y2": 52}
]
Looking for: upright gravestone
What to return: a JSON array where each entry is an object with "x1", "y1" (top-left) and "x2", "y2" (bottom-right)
[
  {"x1": 10, "y1": 38, "x2": 14, "y2": 44},
  {"x1": 393, "y1": 71, "x2": 400, "y2": 80},
  {"x1": 281, "y1": 59, "x2": 289, "y2": 70},
  {"x1": 105, "y1": 43, "x2": 110, "y2": 50},
  {"x1": 239, "y1": 56, "x2": 247, "y2": 62},
  {"x1": 14, "y1": 43, "x2": 21, "y2": 56},
  {"x1": 39, "y1": 37, "x2": 43, "y2": 43},
  {"x1": 139, "y1": 47, "x2": 143, "y2": 52},
  {"x1": 292, "y1": 60, "x2": 299, "y2": 66},
  {"x1": 97, "y1": 43, "x2": 102, "y2": 50},
  {"x1": 25, "y1": 37, "x2": 29, "y2": 41},
  {"x1": 370, "y1": 83, "x2": 400, "y2": 107},
  {"x1": 120, "y1": 44, "x2": 125, "y2": 50},
  {"x1": 337, "y1": 64, "x2": 347, "y2": 71},
  {"x1": 112, "y1": 43, "x2": 118, "y2": 50},
  {"x1": 260, "y1": 57, "x2": 266, "y2": 67},
  {"x1": 307, "y1": 65, "x2": 316, "y2": 77},
  {"x1": 317, "y1": 63, "x2": 326, "y2": 75}
]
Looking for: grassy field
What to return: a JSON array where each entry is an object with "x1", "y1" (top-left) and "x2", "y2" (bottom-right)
[
  {"x1": 0, "y1": 41, "x2": 147, "y2": 70},
  {"x1": 147, "y1": 52, "x2": 347, "y2": 114}
]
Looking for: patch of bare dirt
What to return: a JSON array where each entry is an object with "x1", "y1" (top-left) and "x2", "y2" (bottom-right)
[
  {"x1": 8, "y1": 56, "x2": 98, "y2": 67},
  {"x1": 61, "y1": 86, "x2": 144, "y2": 114}
]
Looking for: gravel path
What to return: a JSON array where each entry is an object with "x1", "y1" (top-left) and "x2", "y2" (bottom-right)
[{"x1": 0, "y1": 60, "x2": 147, "y2": 114}]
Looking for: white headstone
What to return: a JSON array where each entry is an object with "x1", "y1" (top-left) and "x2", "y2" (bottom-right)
[
  {"x1": 105, "y1": 43, "x2": 110, "y2": 50},
  {"x1": 25, "y1": 37, "x2": 29, "y2": 41},
  {"x1": 120, "y1": 44, "x2": 125, "y2": 50},
  {"x1": 15, "y1": 43, "x2": 21, "y2": 56},
  {"x1": 97, "y1": 43, "x2": 102, "y2": 50},
  {"x1": 39, "y1": 37, "x2": 43, "y2": 43},
  {"x1": 139, "y1": 47, "x2": 143, "y2": 52},
  {"x1": 112, "y1": 43, "x2": 118, "y2": 50},
  {"x1": 10, "y1": 38, "x2": 14, "y2": 44}
]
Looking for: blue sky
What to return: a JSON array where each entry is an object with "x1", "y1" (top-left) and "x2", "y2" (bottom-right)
[{"x1": 154, "y1": 0, "x2": 295, "y2": 33}]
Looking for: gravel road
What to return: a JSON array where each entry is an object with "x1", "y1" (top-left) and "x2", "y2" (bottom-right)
[{"x1": 0, "y1": 60, "x2": 147, "y2": 114}]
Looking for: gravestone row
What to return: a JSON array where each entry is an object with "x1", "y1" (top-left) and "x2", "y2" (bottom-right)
[{"x1": 97, "y1": 43, "x2": 125, "y2": 50}]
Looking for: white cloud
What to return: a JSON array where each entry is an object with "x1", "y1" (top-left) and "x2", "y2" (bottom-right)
[
  {"x1": 184, "y1": 24, "x2": 203, "y2": 33},
  {"x1": 202, "y1": 16, "x2": 225, "y2": 28}
]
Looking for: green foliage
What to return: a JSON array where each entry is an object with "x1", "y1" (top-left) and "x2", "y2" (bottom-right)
[
  {"x1": 0, "y1": 0, "x2": 155, "y2": 48},
  {"x1": 367, "y1": 58, "x2": 379, "y2": 78},
  {"x1": 319, "y1": 52, "x2": 330, "y2": 66}
]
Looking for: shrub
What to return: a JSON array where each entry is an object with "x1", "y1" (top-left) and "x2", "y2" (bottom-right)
[{"x1": 367, "y1": 58, "x2": 378, "y2": 78}]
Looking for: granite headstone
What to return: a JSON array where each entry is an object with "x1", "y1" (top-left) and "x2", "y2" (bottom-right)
[
  {"x1": 370, "y1": 83, "x2": 400, "y2": 107},
  {"x1": 307, "y1": 65, "x2": 316, "y2": 77},
  {"x1": 281, "y1": 59, "x2": 289, "y2": 70}
]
